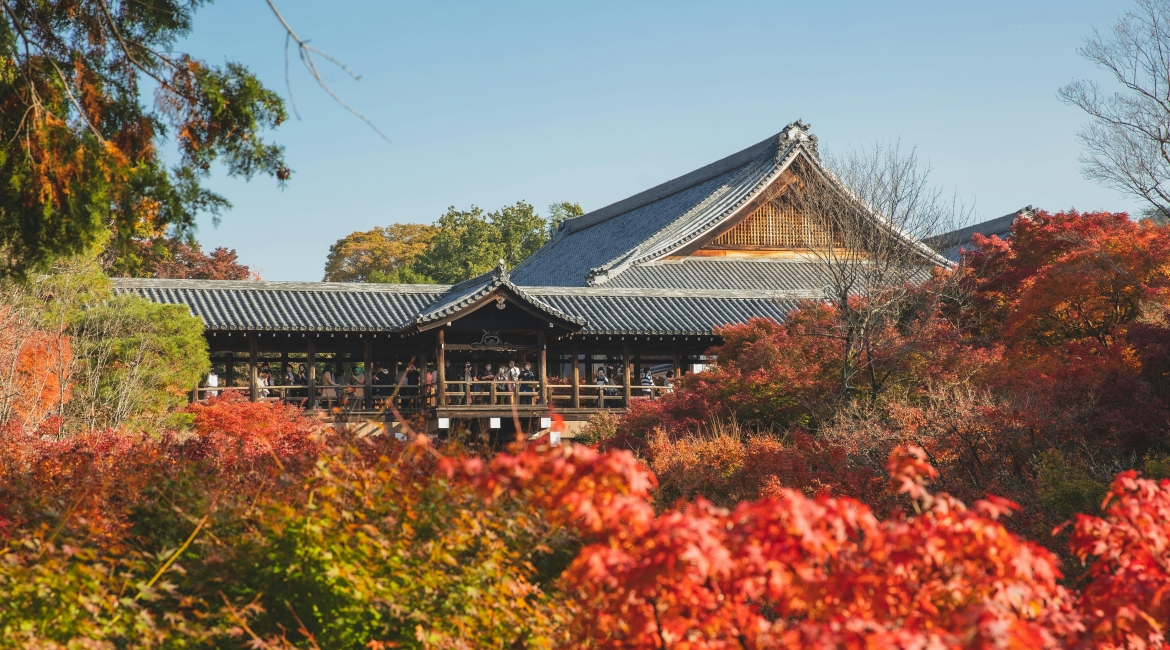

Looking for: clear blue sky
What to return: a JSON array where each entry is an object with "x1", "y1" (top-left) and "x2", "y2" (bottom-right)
[{"x1": 180, "y1": 0, "x2": 1136, "y2": 281}]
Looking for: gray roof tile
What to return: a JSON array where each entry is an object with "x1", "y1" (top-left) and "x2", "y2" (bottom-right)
[
  {"x1": 605, "y1": 259, "x2": 830, "y2": 292},
  {"x1": 112, "y1": 123, "x2": 947, "y2": 338},
  {"x1": 510, "y1": 162, "x2": 758, "y2": 287},
  {"x1": 112, "y1": 278, "x2": 807, "y2": 336},
  {"x1": 409, "y1": 264, "x2": 586, "y2": 328},
  {"x1": 529, "y1": 292, "x2": 800, "y2": 335},
  {"x1": 511, "y1": 120, "x2": 946, "y2": 288},
  {"x1": 113, "y1": 279, "x2": 448, "y2": 332}
]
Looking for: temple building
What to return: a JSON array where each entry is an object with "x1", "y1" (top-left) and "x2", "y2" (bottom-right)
[{"x1": 114, "y1": 121, "x2": 950, "y2": 435}]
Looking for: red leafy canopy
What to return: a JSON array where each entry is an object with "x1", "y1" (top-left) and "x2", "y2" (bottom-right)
[
  {"x1": 1070, "y1": 471, "x2": 1170, "y2": 649},
  {"x1": 185, "y1": 392, "x2": 324, "y2": 468},
  {"x1": 460, "y1": 441, "x2": 1084, "y2": 648},
  {"x1": 963, "y1": 209, "x2": 1170, "y2": 349},
  {"x1": 130, "y1": 237, "x2": 254, "y2": 280}
]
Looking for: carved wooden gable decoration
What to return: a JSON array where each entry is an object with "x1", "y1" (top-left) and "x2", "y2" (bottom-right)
[
  {"x1": 709, "y1": 200, "x2": 837, "y2": 250},
  {"x1": 685, "y1": 169, "x2": 840, "y2": 259}
]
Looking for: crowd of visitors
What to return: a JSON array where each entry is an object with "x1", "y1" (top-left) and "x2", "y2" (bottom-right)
[
  {"x1": 451, "y1": 360, "x2": 539, "y2": 404},
  {"x1": 202, "y1": 358, "x2": 677, "y2": 409}
]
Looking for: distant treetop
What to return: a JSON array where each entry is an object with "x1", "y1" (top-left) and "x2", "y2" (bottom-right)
[{"x1": 325, "y1": 201, "x2": 582, "y2": 284}]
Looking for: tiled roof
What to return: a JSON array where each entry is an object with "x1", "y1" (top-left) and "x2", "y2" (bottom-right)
[
  {"x1": 408, "y1": 263, "x2": 586, "y2": 328},
  {"x1": 925, "y1": 208, "x2": 1029, "y2": 261},
  {"x1": 510, "y1": 125, "x2": 816, "y2": 288},
  {"x1": 529, "y1": 290, "x2": 800, "y2": 335},
  {"x1": 112, "y1": 278, "x2": 808, "y2": 337},
  {"x1": 113, "y1": 278, "x2": 448, "y2": 332},
  {"x1": 113, "y1": 123, "x2": 954, "y2": 337},
  {"x1": 512, "y1": 120, "x2": 948, "y2": 288},
  {"x1": 510, "y1": 163, "x2": 756, "y2": 287},
  {"x1": 604, "y1": 259, "x2": 830, "y2": 292}
]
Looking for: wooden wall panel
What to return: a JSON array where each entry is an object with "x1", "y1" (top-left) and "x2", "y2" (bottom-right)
[{"x1": 710, "y1": 201, "x2": 837, "y2": 249}]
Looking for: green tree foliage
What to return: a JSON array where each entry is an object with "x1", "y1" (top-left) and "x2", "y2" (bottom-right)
[
  {"x1": 327, "y1": 201, "x2": 583, "y2": 285},
  {"x1": 0, "y1": 1, "x2": 289, "y2": 279},
  {"x1": 31, "y1": 258, "x2": 208, "y2": 431},
  {"x1": 414, "y1": 202, "x2": 548, "y2": 283},
  {"x1": 69, "y1": 296, "x2": 208, "y2": 430},
  {"x1": 546, "y1": 200, "x2": 584, "y2": 236}
]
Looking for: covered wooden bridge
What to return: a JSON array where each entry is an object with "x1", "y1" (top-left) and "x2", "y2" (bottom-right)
[
  {"x1": 114, "y1": 266, "x2": 797, "y2": 434},
  {"x1": 115, "y1": 121, "x2": 947, "y2": 435}
]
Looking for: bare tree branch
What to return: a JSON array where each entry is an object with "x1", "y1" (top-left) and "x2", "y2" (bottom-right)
[
  {"x1": 788, "y1": 143, "x2": 971, "y2": 404},
  {"x1": 264, "y1": 0, "x2": 391, "y2": 144},
  {"x1": 1060, "y1": 0, "x2": 1170, "y2": 217}
]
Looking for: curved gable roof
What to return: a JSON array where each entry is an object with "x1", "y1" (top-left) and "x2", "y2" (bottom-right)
[
  {"x1": 407, "y1": 262, "x2": 585, "y2": 331},
  {"x1": 512, "y1": 120, "x2": 949, "y2": 289},
  {"x1": 510, "y1": 124, "x2": 814, "y2": 287}
]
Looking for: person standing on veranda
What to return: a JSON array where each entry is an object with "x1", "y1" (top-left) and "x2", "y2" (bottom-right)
[
  {"x1": 320, "y1": 365, "x2": 339, "y2": 408},
  {"x1": 353, "y1": 365, "x2": 365, "y2": 405},
  {"x1": 519, "y1": 362, "x2": 535, "y2": 404},
  {"x1": 505, "y1": 360, "x2": 520, "y2": 403}
]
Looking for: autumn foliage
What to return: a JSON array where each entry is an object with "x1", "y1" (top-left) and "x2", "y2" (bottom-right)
[
  {"x1": 631, "y1": 211, "x2": 1170, "y2": 535},
  {"x1": 1, "y1": 395, "x2": 1170, "y2": 647},
  {"x1": 1069, "y1": 471, "x2": 1170, "y2": 649},
  {"x1": 123, "y1": 237, "x2": 255, "y2": 280},
  {"x1": 453, "y1": 430, "x2": 1170, "y2": 648},
  {"x1": 3, "y1": 209, "x2": 1170, "y2": 647}
]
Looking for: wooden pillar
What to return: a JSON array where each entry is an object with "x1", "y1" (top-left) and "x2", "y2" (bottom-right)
[
  {"x1": 307, "y1": 337, "x2": 317, "y2": 409},
  {"x1": 225, "y1": 352, "x2": 235, "y2": 389},
  {"x1": 437, "y1": 329, "x2": 446, "y2": 406},
  {"x1": 537, "y1": 331, "x2": 547, "y2": 405},
  {"x1": 464, "y1": 360, "x2": 471, "y2": 405},
  {"x1": 672, "y1": 339, "x2": 681, "y2": 378},
  {"x1": 364, "y1": 336, "x2": 373, "y2": 410},
  {"x1": 572, "y1": 343, "x2": 581, "y2": 408},
  {"x1": 622, "y1": 340, "x2": 631, "y2": 406},
  {"x1": 190, "y1": 382, "x2": 199, "y2": 404},
  {"x1": 417, "y1": 339, "x2": 429, "y2": 407},
  {"x1": 249, "y1": 335, "x2": 259, "y2": 402},
  {"x1": 634, "y1": 352, "x2": 641, "y2": 398}
]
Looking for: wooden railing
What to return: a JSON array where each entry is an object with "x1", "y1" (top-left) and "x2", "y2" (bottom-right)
[
  {"x1": 192, "y1": 380, "x2": 677, "y2": 411},
  {"x1": 439, "y1": 380, "x2": 544, "y2": 406},
  {"x1": 191, "y1": 383, "x2": 436, "y2": 410}
]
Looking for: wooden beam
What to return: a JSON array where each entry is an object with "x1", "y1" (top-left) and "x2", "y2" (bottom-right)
[
  {"x1": 573, "y1": 346, "x2": 583, "y2": 409},
  {"x1": 280, "y1": 352, "x2": 289, "y2": 390},
  {"x1": 442, "y1": 343, "x2": 540, "y2": 352},
  {"x1": 418, "y1": 339, "x2": 429, "y2": 407}
]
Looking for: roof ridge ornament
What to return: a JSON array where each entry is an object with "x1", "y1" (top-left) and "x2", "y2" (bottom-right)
[
  {"x1": 779, "y1": 119, "x2": 818, "y2": 159},
  {"x1": 496, "y1": 258, "x2": 509, "y2": 282}
]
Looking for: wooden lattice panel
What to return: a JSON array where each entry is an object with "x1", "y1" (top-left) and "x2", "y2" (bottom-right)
[{"x1": 711, "y1": 202, "x2": 837, "y2": 249}]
